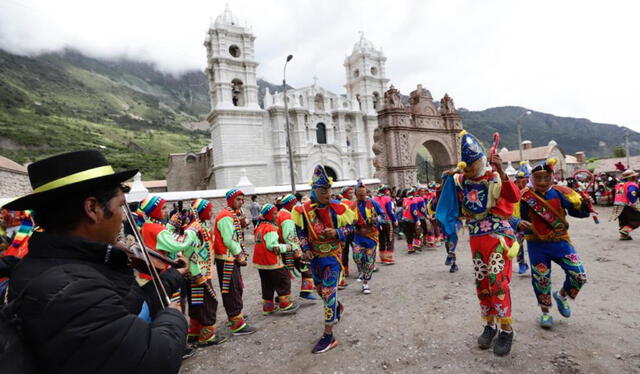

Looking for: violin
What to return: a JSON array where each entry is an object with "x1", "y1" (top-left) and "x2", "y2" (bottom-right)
[{"x1": 121, "y1": 242, "x2": 182, "y2": 275}]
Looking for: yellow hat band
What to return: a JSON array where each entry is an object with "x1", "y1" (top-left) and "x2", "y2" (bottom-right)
[{"x1": 33, "y1": 165, "x2": 115, "y2": 194}]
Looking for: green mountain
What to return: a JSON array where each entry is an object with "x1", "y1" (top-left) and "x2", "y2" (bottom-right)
[
  {"x1": 458, "y1": 107, "x2": 640, "y2": 158},
  {"x1": 0, "y1": 49, "x2": 211, "y2": 179},
  {"x1": 1, "y1": 49, "x2": 637, "y2": 182}
]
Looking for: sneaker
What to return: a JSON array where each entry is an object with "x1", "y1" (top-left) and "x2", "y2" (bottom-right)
[
  {"x1": 362, "y1": 284, "x2": 371, "y2": 294},
  {"x1": 553, "y1": 291, "x2": 571, "y2": 318},
  {"x1": 300, "y1": 292, "x2": 319, "y2": 300},
  {"x1": 232, "y1": 324, "x2": 258, "y2": 336},
  {"x1": 338, "y1": 279, "x2": 348, "y2": 290},
  {"x1": 518, "y1": 263, "x2": 529, "y2": 274},
  {"x1": 445, "y1": 255, "x2": 453, "y2": 266},
  {"x1": 493, "y1": 330, "x2": 515, "y2": 356},
  {"x1": 356, "y1": 273, "x2": 363, "y2": 282},
  {"x1": 280, "y1": 302, "x2": 299, "y2": 314},
  {"x1": 182, "y1": 347, "x2": 197, "y2": 360},
  {"x1": 312, "y1": 334, "x2": 338, "y2": 354},
  {"x1": 477, "y1": 325, "x2": 498, "y2": 349},
  {"x1": 540, "y1": 314, "x2": 553, "y2": 329},
  {"x1": 449, "y1": 263, "x2": 458, "y2": 273},
  {"x1": 198, "y1": 335, "x2": 228, "y2": 347}
]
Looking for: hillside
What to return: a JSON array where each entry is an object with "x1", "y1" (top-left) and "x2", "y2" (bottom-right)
[
  {"x1": 0, "y1": 49, "x2": 210, "y2": 179},
  {"x1": 458, "y1": 107, "x2": 640, "y2": 158},
  {"x1": 1, "y1": 49, "x2": 638, "y2": 182}
]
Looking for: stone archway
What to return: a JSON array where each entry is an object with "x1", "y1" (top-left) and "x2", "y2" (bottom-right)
[
  {"x1": 372, "y1": 84, "x2": 462, "y2": 187},
  {"x1": 415, "y1": 139, "x2": 452, "y2": 183}
]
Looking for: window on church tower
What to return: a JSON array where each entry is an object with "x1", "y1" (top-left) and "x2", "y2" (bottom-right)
[
  {"x1": 316, "y1": 123, "x2": 327, "y2": 144},
  {"x1": 229, "y1": 45, "x2": 241, "y2": 58},
  {"x1": 231, "y1": 79, "x2": 244, "y2": 106},
  {"x1": 373, "y1": 92, "x2": 380, "y2": 110},
  {"x1": 356, "y1": 94, "x2": 362, "y2": 111},
  {"x1": 370, "y1": 66, "x2": 378, "y2": 76},
  {"x1": 299, "y1": 95, "x2": 304, "y2": 106}
]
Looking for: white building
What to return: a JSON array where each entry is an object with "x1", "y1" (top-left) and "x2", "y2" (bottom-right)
[{"x1": 200, "y1": 5, "x2": 388, "y2": 189}]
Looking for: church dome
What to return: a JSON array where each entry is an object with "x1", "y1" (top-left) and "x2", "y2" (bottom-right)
[
  {"x1": 352, "y1": 32, "x2": 377, "y2": 53},
  {"x1": 214, "y1": 4, "x2": 240, "y2": 28}
]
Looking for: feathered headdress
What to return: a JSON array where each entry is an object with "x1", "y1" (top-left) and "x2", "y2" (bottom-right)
[{"x1": 532, "y1": 158, "x2": 557, "y2": 174}]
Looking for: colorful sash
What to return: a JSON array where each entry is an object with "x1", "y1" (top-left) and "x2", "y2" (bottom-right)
[
  {"x1": 521, "y1": 188, "x2": 568, "y2": 240},
  {"x1": 300, "y1": 202, "x2": 340, "y2": 255}
]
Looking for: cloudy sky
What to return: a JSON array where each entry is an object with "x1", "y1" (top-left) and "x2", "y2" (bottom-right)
[{"x1": 2, "y1": 0, "x2": 639, "y2": 131}]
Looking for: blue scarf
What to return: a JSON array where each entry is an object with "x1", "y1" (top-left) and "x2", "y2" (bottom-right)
[{"x1": 435, "y1": 175, "x2": 461, "y2": 244}]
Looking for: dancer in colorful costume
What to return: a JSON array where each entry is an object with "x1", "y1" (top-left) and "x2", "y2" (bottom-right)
[
  {"x1": 436, "y1": 130, "x2": 520, "y2": 356},
  {"x1": 278, "y1": 193, "x2": 318, "y2": 300},
  {"x1": 254, "y1": 203, "x2": 300, "y2": 315},
  {"x1": 338, "y1": 186, "x2": 356, "y2": 285},
  {"x1": 611, "y1": 165, "x2": 640, "y2": 240},
  {"x1": 292, "y1": 165, "x2": 355, "y2": 353},
  {"x1": 138, "y1": 196, "x2": 227, "y2": 346},
  {"x1": 402, "y1": 187, "x2": 421, "y2": 254},
  {"x1": 213, "y1": 188, "x2": 257, "y2": 335},
  {"x1": 373, "y1": 185, "x2": 398, "y2": 264},
  {"x1": 353, "y1": 179, "x2": 386, "y2": 293},
  {"x1": 511, "y1": 161, "x2": 531, "y2": 275},
  {"x1": 519, "y1": 159, "x2": 590, "y2": 329}
]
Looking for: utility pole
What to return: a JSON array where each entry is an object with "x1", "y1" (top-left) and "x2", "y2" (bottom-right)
[
  {"x1": 283, "y1": 54, "x2": 296, "y2": 194},
  {"x1": 625, "y1": 130, "x2": 630, "y2": 168},
  {"x1": 517, "y1": 110, "x2": 532, "y2": 163}
]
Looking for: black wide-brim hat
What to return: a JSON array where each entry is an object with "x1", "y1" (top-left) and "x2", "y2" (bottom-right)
[{"x1": 2, "y1": 150, "x2": 138, "y2": 211}]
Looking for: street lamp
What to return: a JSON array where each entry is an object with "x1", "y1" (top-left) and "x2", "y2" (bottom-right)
[
  {"x1": 283, "y1": 54, "x2": 296, "y2": 194},
  {"x1": 517, "y1": 110, "x2": 532, "y2": 163}
]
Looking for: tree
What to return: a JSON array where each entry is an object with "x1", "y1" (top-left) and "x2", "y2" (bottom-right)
[{"x1": 612, "y1": 146, "x2": 626, "y2": 158}]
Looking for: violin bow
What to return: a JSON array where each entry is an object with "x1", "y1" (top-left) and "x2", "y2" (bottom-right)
[{"x1": 123, "y1": 203, "x2": 171, "y2": 308}]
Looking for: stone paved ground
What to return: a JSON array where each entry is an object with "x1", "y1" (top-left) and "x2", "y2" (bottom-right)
[{"x1": 181, "y1": 206, "x2": 640, "y2": 374}]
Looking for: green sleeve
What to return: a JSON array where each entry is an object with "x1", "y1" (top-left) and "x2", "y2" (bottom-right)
[
  {"x1": 156, "y1": 229, "x2": 200, "y2": 254},
  {"x1": 264, "y1": 231, "x2": 287, "y2": 253},
  {"x1": 217, "y1": 216, "x2": 242, "y2": 255},
  {"x1": 281, "y1": 219, "x2": 300, "y2": 251}
]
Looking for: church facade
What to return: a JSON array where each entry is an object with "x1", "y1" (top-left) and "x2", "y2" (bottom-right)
[{"x1": 176, "y1": 5, "x2": 389, "y2": 189}]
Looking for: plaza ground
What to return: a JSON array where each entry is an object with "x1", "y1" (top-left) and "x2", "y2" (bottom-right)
[{"x1": 181, "y1": 206, "x2": 640, "y2": 374}]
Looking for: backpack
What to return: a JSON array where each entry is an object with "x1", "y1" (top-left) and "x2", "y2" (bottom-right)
[{"x1": 0, "y1": 286, "x2": 40, "y2": 374}]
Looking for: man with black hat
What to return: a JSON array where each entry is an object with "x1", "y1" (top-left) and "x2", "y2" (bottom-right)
[{"x1": 3, "y1": 150, "x2": 190, "y2": 374}]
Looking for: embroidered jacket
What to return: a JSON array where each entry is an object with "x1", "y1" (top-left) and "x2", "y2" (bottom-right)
[
  {"x1": 253, "y1": 221, "x2": 288, "y2": 269},
  {"x1": 373, "y1": 195, "x2": 397, "y2": 224},
  {"x1": 292, "y1": 200, "x2": 355, "y2": 257},
  {"x1": 614, "y1": 181, "x2": 639, "y2": 207},
  {"x1": 213, "y1": 208, "x2": 244, "y2": 261},
  {"x1": 454, "y1": 171, "x2": 520, "y2": 237},
  {"x1": 355, "y1": 198, "x2": 387, "y2": 241},
  {"x1": 520, "y1": 185, "x2": 590, "y2": 242}
]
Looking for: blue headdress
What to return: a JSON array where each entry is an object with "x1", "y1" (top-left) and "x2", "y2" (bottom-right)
[
  {"x1": 457, "y1": 130, "x2": 485, "y2": 169},
  {"x1": 309, "y1": 165, "x2": 333, "y2": 189},
  {"x1": 516, "y1": 161, "x2": 531, "y2": 178}
]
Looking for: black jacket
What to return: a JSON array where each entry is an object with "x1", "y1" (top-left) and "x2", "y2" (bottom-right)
[{"x1": 8, "y1": 231, "x2": 187, "y2": 374}]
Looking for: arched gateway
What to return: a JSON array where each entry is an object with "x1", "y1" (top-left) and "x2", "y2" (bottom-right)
[{"x1": 372, "y1": 84, "x2": 463, "y2": 186}]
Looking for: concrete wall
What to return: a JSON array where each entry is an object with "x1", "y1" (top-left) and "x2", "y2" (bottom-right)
[{"x1": 0, "y1": 169, "x2": 31, "y2": 198}]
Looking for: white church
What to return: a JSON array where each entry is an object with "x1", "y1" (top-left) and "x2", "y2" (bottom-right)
[{"x1": 167, "y1": 5, "x2": 389, "y2": 190}]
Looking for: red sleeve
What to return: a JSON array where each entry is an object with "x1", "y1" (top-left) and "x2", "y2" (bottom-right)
[{"x1": 500, "y1": 179, "x2": 520, "y2": 203}]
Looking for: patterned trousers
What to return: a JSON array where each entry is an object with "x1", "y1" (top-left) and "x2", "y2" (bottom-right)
[
  {"x1": 310, "y1": 255, "x2": 341, "y2": 325},
  {"x1": 470, "y1": 234, "x2": 514, "y2": 324},
  {"x1": 527, "y1": 240, "x2": 587, "y2": 307},
  {"x1": 353, "y1": 234, "x2": 377, "y2": 281}
]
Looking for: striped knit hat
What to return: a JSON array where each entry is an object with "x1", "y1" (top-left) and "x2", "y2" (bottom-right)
[
  {"x1": 225, "y1": 188, "x2": 244, "y2": 207},
  {"x1": 192, "y1": 198, "x2": 211, "y2": 214},
  {"x1": 378, "y1": 184, "x2": 390, "y2": 194},
  {"x1": 281, "y1": 193, "x2": 297, "y2": 209},
  {"x1": 139, "y1": 195, "x2": 166, "y2": 220},
  {"x1": 259, "y1": 203, "x2": 278, "y2": 222}
]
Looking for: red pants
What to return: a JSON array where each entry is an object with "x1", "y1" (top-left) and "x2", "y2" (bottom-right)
[{"x1": 470, "y1": 234, "x2": 513, "y2": 325}]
